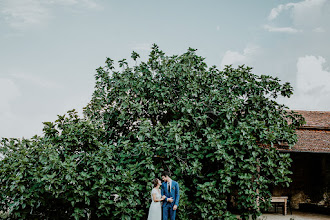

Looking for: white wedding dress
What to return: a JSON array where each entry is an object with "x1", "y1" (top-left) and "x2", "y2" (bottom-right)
[{"x1": 147, "y1": 188, "x2": 162, "y2": 220}]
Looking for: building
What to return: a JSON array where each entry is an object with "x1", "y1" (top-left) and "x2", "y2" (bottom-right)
[{"x1": 276, "y1": 110, "x2": 330, "y2": 211}]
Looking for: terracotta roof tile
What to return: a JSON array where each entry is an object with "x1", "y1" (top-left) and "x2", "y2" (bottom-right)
[
  {"x1": 294, "y1": 110, "x2": 330, "y2": 128},
  {"x1": 294, "y1": 130, "x2": 330, "y2": 152},
  {"x1": 278, "y1": 110, "x2": 330, "y2": 153}
]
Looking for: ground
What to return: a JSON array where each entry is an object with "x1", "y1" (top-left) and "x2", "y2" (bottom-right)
[{"x1": 257, "y1": 211, "x2": 330, "y2": 220}]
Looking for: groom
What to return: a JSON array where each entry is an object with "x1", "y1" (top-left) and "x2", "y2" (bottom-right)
[{"x1": 161, "y1": 171, "x2": 180, "y2": 220}]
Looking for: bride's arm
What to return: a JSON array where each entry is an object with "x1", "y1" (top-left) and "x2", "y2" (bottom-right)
[{"x1": 152, "y1": 193, "x2": 165, "y2": 202}]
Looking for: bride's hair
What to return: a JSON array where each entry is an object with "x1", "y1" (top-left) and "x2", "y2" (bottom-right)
[{"x1": 152, "y1": 178, "x2": 159, "y2": 187}]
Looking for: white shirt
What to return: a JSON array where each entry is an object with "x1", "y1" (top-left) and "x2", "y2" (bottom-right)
[{"x1": 168, "y1": 179, "x2": 172, "y2": 192}]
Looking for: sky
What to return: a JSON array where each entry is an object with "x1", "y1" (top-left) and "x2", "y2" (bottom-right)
[{"x1": 0, "y1": 0, "x2": 330, "y2": 139}]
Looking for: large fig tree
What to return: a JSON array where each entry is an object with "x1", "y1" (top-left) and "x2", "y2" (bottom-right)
[
  {"x1": 84, "y1": 44, "x2": 304, "y2": 219},
  {"x1": 0, "y1": 44, "x2": 304, "y2": 219}
]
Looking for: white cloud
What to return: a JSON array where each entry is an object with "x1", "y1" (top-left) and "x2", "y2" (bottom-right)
[
  {"x1": 47, "y1": 0, "x2": 79, "y2": 5},
  {"x1": 313, "y1": 27, "x2": 326, "y2": 33},
  {"x1": 220, "y1": 44, "x2": 259, "y2": 68},
  {"x1": 0, "y1": 78, "x2": 20, "y2": 119},
  {"x1": 80, "y1": 0, "x2": 102, "y2": 10},
  {"x1": 281, "y1": 55, "x2": 330, "y2": 110},
  {"x1": 263, "y1": 25, "x2": 301, "y2": 33},
  {"x1": 0, "y1": 74, "x2": 84, "y2": 138},
  {"x1": 296, "y1": 55, "x2": 330, "y2": 93},
  {"x1": 48, "y1": 0, "x2": 102, "y2": 9},
  {"x1": 11, "y1": 73, "x2": 61, "y2": 89},
  {"x1": 268, "y1": 0, "x2": 326, "y2": 21},
  {"x1": 268, "y1": 3, "x2": 295, "y2": 21},
  {"x1": 290, "y1": 0, "x2": 327, "y2": 27},
  {"x1": 1, "y1": 0, "x2": 102, "y2": 30},
  {"x1": 266, "y1": 0, "x2": 328, "y2": 32},
  {"x1": 1, "y1": 0, "x2": 50, "y2": 30}
]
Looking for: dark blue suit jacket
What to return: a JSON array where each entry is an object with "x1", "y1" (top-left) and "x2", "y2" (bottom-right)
[{"x1": 161, "y1": 180, "x2": 180, "y2": 207}]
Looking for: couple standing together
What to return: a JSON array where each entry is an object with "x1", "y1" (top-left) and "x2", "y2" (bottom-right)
[{"x1": 147, "y1": 171, "x2": 180, "y2": 220}]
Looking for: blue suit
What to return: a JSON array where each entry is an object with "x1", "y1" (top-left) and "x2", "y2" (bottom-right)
[{"x1": 161, "y1": 180, "x2": 180, "y2": 220}]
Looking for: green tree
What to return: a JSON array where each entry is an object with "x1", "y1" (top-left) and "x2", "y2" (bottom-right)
[
  {"x1": 0, "y1": 44, "x2": 304, "y2": 219},
  {"x1": 84, "y1": 44, "x2": 304, "y2": 219},
  {"x1": 0, "y1": 110, "x2": 156, "y2": 219}
]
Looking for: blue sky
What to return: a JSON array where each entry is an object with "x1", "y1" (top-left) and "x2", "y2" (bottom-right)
[{"x1": 1, "y1": 0, "x2": 330, "y2": 138}]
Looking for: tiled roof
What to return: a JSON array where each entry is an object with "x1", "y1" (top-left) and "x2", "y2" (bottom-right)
[
  {"x1": 294, "y1": 110, "x2": 330, "y2": 129},
  {"x1": 279, "y1": 110, "x2": 330, "y2": 153},
  {"x1": 279, "y1": 130, "x2": 330, "y2": 153}
]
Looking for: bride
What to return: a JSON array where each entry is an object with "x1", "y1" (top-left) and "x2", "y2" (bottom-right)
[{"x1": 147, "y1": 178, "x2": 165, "y2": 220}]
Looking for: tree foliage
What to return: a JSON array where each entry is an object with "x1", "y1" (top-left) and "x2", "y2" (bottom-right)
[{"x1": 0, "y1": 44, "x2": 304, "y2": 219}]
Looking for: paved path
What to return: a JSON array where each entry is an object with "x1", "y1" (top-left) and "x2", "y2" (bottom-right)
[{"x1": 257, "y1": 211, "x2": 330, "y2": 220}]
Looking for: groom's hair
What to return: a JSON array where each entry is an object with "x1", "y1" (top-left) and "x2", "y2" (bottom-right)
[{"x1": 162, "y1": 171, "x2": 170, "y2": 177}]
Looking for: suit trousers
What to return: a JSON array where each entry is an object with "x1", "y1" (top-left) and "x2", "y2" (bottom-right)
[{"x1": 163, "y1": 204, "x2": 176, "y2": 220}]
